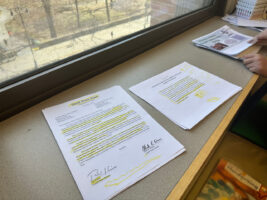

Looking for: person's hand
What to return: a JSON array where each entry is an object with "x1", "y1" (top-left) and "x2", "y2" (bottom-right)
[
  {"x1": 249, "y1": 29, "x2": 267, "y2": 45},
  {"x1": 243, "y1": 54, "x2": 267, "y2": 77}
]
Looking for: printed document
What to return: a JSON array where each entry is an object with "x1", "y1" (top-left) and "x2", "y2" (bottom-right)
[
  {"x1": 193, "y1": 25, "x2": 254, "y2": 57},
  {"x1": 42, "y1": 86, "x2": 185, "y2": 200},
  {"x1": 129, "y1": 62, "x2": 242, "y2": 130}
]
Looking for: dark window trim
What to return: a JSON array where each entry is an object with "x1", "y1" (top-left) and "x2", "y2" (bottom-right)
[{"x1": 0, "y1": 0, "x2": 226, "y2": 121}]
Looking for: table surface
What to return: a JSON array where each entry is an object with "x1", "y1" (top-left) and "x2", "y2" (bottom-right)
[{"x1": 0, "y1": 17, "x2": 259, "y2": 200}]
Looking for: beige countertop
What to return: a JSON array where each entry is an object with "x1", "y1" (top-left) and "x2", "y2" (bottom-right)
[{"x1": 0, "y1": 17, "x2": 259, "y2": 200}]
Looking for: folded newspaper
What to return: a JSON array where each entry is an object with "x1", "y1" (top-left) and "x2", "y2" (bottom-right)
[{"x1": 193, "y1": 25, "x2": 254, "y2": 58}]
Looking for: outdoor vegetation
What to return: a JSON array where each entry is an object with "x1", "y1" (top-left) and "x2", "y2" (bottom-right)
[{"x1": 0, "y1": 0, "x2": 210, "y2": 83}]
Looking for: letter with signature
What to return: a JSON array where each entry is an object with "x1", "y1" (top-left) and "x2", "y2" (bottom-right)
[{"x1": 43, "y1": 86, "x2": 185, "y2": 200}]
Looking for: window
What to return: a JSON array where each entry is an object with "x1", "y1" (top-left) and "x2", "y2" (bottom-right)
[{"x1": 0, "y1": 0, "x2": 224, "y2": 120}]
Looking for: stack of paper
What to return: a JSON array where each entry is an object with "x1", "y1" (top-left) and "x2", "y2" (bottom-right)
[
  {"x1": 236, "y1": 0, "x2": 267, "y2": 19},
  {"x1": 192, "y1": 25, "x2": 254, "y2": 58},
  {"x1": 130, "y1": 62, "x2": 242, "y2": 130},
  {"x1": 43, "y1": 86, "x2": 185, "y2": 200},
  {"x1": 223, "y1": 14, "x2": 267, "y2": 30}
]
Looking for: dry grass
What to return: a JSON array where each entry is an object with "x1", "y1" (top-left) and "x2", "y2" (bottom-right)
[{"x1": 1, "y1": 0, "x2": 147, "y2": 43}]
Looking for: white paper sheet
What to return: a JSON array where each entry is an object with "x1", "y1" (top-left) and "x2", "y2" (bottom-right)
[
  {"x1": 129, "y1": 62, "x2": 242, "y2": 130},
  {"x1": 223, "y1": 14, "x2": 267, "y2": 28},
  {"x1": 237, "y1": 18, "x2": 267, "y2": 27},
  {"x1": 42, "y1": 86, "x2": 185, "y2": 200}
]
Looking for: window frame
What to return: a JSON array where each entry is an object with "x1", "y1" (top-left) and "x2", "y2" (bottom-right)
[{"x1": 0, "y1": 0, "x2": 226, "y2": 121}]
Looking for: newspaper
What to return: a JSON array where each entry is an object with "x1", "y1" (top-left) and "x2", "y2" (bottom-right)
[{"x1": 193, "y1": 25, "x2": 254, "y2": 57}]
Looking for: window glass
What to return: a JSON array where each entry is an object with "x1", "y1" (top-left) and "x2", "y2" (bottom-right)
[{"x1": 0, "y1": 0, "x2": 213, "y2": 84}]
